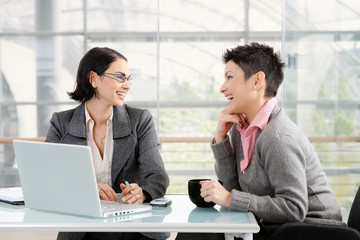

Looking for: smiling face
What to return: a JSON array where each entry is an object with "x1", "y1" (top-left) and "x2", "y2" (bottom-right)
[
  {"x1": 90, "y1": 58, "x2": 131, "y2": 107},
  {"x1": 220, "y1": 60, "x2": 257, "y2": 115}
]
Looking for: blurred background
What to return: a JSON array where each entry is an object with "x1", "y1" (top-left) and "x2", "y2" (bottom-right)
[{"x1": 0, "y1": 0, "x2": 359, "y2": 218}]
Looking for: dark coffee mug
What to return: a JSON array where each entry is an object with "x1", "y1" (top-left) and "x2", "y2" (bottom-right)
[{"x1": 188, "y1": 179, "x2": 221, "y2": 208}]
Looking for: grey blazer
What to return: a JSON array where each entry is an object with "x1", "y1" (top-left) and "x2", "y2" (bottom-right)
[{"x1": 46, "y1": 102, "x2": 170, "y2": 240}]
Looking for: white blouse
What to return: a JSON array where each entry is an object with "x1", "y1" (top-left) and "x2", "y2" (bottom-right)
[{"x1": 85, "y1": 105, "x2": 114, "y2": 187}]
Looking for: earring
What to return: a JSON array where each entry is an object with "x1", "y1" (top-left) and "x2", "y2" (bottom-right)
[{"x1": 254, "y1": 86, "x2": 258, "y2": 89}]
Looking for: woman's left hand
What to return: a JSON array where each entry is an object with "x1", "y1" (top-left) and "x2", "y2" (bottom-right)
[
  {"x1": 200, "y1": 179, "x2": 232, "y2": 208},
  {"x1": 120, "y1": 182, "x2": 147, "y2": 204}
]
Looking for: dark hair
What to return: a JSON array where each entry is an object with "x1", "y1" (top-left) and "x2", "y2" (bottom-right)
[
  {"x1": 222, "y1": 42, "x2": 285, "y2": 97},
  {"x1": 68, "y1": 47, "x2": 127, "y2": 102}
]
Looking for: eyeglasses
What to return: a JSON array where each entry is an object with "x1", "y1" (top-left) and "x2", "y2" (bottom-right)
[{"x1": 103, "y1": 72, "x2": 132, "y2": 84}]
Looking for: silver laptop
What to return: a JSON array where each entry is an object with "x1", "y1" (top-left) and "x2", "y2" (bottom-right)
[{"x1": 13, "y1": 140, "x2": 152, "y2": 218}]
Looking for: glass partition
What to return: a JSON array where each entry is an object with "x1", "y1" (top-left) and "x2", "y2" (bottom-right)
[
  {"x1": 0, "y1": 0, "x2": 359, "y2": 215},
  {"x1": 284, "y1": 0, "x2": 360, "y2": 211}
]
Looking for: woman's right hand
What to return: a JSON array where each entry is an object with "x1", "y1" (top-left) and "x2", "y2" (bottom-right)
[
  {"x1": 214, "y1": 108, "x2": 241, "y2": 143},
  {"x1": 98, "y1": 183, "x2": 119, "y2": 202}
]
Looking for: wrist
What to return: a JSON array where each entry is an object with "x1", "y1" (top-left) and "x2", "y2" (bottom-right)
[
  {"x1": 226, "y1": 191, "x2": 232, "y2": 208},
  {"x1": 142, "y1": 192, "x2": 147, "y2": 201},
  {"x1": 214, "y1": 135, "x2": 226, "y2": 143}
]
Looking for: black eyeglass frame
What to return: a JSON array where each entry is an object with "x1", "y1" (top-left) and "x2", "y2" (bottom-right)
[{"x1": 103, "y1": 72, "x2": 132, "y2": 83}]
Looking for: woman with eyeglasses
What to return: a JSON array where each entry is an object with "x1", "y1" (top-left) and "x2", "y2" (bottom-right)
[{"x1": 45, "y1": 47, "x2": 169, "y2": 240}]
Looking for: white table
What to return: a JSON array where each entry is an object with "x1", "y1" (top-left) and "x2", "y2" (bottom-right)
[{"x1": 0, "y1": 194, "x2": 260, "y2": 240}]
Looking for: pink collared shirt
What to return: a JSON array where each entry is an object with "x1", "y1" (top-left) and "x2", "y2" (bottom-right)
[{"x1": 236, "y1": 97, "x2": 277, "y2": 174}]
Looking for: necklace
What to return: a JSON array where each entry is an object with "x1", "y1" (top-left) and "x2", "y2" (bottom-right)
[{"x1": 100, "y1": 135, "x2": 106, "y2": 145}]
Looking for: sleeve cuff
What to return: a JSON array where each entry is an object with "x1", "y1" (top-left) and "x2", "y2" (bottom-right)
[
  {"x1": 210, "y1": 135, "x2": 234, "y2": 160},
  {"x1": 230, "y1": 189, "x2": 250, "y2": 211}
]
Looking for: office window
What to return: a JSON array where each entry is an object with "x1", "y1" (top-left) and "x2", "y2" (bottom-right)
[
  {"x1": 284, "y1": 0, "x2": 360, "y2": 210},
  {"x1": 0, "y1": 0, "x2": 359, "y2": 214}
]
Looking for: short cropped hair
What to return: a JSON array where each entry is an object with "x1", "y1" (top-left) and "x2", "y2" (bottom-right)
[
  {"x1": 222, "y1": 42, "x2": 285, "y2": 97},
  {"x1": 68, "y1": 47, "x2": 127, "y2": 102}
]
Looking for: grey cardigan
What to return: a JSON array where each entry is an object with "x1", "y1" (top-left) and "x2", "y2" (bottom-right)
[
  {"x1": 211, "y1": 105, "x2": 343, "y2": 228},
  {"x1": 46, "y1": 103, "x2": 170, "y2": 240}
]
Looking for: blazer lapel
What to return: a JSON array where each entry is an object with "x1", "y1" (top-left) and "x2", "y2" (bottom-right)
[
  {"x1": 111, "y1": 105, "x2": 135, "y2": 186},
  {"x1": 65, "y1": 102, "x2": 87, "y2": 145}
]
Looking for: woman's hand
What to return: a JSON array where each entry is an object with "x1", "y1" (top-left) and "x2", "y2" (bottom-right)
[
  {"x1": 237, "y1": 113, "x2": 250, "y2": 130},
  {"x1": 98, "y1": 183, "x2": 119, "y2": 202},
  {"x1": 200, "y1": 179, "x2": 232, "y2": 208},
  {"x1": 214, "y1": 108, "x2": 241, "y2": 143},
  {"x1": 120, "y1": 182, "x2": 146, "y2": 204}
]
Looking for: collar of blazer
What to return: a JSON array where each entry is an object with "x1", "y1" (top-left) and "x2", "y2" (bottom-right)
[{"x1": 68, "y1": 102, "x2": 132, "y2": 139}]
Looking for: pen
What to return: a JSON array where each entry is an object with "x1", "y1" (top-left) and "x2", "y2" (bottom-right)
[{"x1": 125, "y1": 181, "x2": 134, "y2": 195}]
